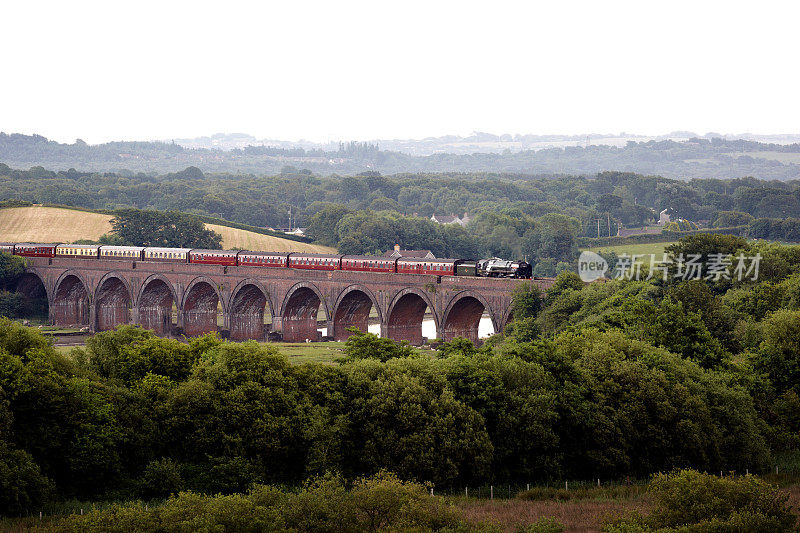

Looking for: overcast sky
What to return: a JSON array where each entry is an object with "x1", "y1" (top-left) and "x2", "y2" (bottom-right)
[{"x1": 2, "y1": 0, "x2": 798, "y2": 144}]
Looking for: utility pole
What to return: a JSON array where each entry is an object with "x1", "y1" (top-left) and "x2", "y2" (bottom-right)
[
  {"x1": 607, "y1": 214, "x2": 611, "y2": 237},
  {"x1": 288, "y1": 207, "x2": 292, "y2": 231},
  {"x1": 597, "y1": 218, "x2": 601, "y2": 238}
]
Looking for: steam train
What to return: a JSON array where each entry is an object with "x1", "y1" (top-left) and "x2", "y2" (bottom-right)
[{"x1": 0, "y1": 243, "x2": 534, "y2": 279}]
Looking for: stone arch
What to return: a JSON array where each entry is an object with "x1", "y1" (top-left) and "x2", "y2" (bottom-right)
[
  {"x1": 500, "y1": 304, "x2": 515, "y2": 333},
  {"x1": 94, "y1": 273, "x2": 133, "y2": 331},
  {"x1": 14, "y1": 271, "x2": 49, "y2": 322},
  {"x1": 441, "y1": 290, "x2": 496, "y2": 344},
  {"x1": 280, "y1": 282, "x2": 329, "y2": 343},
  {"x1": 137, "y1": 274, "x2": 179, "y2": 336},
  {"x1": 385, "y1": 288, "x2": 438, "y2": 345},
  {"x1": 182, "y1": 276, "x2": 224, "y2": 337},
  {"x1": 52, "y1": 271, "x2": 90, "y2": 327},
  {"x1": 229, "y1": 280, "x2": 274, "y2": 341},
  {"x1": 331, "y1": 284, "x2": 382, "y2": 341}
]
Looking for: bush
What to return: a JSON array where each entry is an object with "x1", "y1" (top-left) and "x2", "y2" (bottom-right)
[
  {"x1": 137, "y1": 458, "x2": 184, "y2": 499},
  {"x1": 0, "y1": 441, "x2": 54, "y2": 515},
  {"x1": 603, "y1": 469, "x2": 796, "y2": 532},
  {"x1": 41, "y1": 472, "x2": 470, "y2": 533},
  {"x1": 517, "y1": 518, "x2": 565, "y2": 533}
]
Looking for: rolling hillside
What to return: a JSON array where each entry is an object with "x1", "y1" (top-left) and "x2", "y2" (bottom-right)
[{"x1": 0, "y1": 206, "x2": 335, "y2": 253}]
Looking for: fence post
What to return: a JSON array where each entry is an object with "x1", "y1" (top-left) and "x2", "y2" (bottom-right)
[
  {"x1": 465, "y1": 487, "x2": 468, "y2": 497},
  {"x1": 565, "y1": 481, "x2": 568, "y2": 490},
  {"x1": 598, "y1": 478, "x2": 600, "y2": 487},
  {"x1": 527, "y1": 483, "x2": 530, "y2": 491},
  {"x1": 490, "y1": 485, "x2": 494, "y2": 500},
  {"x1": 430, "y1": 487, "x2": 434, "y2": 497}
]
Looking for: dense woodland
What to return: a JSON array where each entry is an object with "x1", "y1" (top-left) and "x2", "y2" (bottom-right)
[
  {"x1": 6, "y1": 163, "x2": 800, "y2": 274},
  {"x1": 3, "y1": 234, "x2": 800, "y2": 529}
]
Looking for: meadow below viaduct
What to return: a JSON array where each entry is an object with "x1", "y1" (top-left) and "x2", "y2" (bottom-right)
[{"x1": 18, "y1": 257, "x2": 555, "y2": 344}]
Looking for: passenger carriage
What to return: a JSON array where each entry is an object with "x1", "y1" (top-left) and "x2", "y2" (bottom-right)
[
  {"x1": 14, "y1": 243, "x2": 58, "y2": 257},
  {"x1": 288, "y1": 253, "x2": 343, "y2": 271},
  {"x1": 55, "y1": 244, "x2": 100, "y2": 259},
  {"x1": 189, "y1": 249, "x2": 238, "y2": 266},
  {"x1": 396, "y1": 257, "x2": 462, "y2": 276},
  {"x1": 341, "y1": 255, "x2": 397, "y2": 273},
  {"x1": 99, "y1": 246, "x2": 145, "y2": 261},
  {"x1": 142, "y1": 247, "x2": 190, "y2": 263},
  {"x1": 237, "y1": 251, "x2": 290, "y2": 268}
]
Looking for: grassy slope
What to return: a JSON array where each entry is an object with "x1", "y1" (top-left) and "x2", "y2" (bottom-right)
[
  {"x1": 0, "y1": 206, "x2": 113, "y2": 243},
  {"x1": 0, "y1": 206, "x2": 335, "y2": 253}
]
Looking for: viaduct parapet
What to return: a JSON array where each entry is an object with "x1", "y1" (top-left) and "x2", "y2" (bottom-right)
[{"x1": 18, "y1": 257, "x2": 555, "y2": 344}]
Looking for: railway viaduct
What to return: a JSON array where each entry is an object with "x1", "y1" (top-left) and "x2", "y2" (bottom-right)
[{"x1": 17, "y1": 257, "x2": 555, "y2": 344}]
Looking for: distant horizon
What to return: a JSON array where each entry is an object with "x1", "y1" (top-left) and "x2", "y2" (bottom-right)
[{"x1": 8, "y1": 129, "x2": 800, "y2": 148}]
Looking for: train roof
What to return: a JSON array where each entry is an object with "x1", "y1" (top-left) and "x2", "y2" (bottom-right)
[
  {"x1": 100, "y1": 245, "x2": 145, "y2": 251},
  {"x1": 189, "y1": 249, "x2": 238, "y2": 254},
  {"x1": 289, "y1": 253, "x2": 344, "y2": 258},
  {"x1": 15, "y1": 242, "x2": 60, "y2": 247},
  {"x1": 342, "y1": 255, "x2": 397, "y2": 261},
  {"x1": 56, "y1": 243, "x2": 100, "y2": 249},
  {"x1": 238, "y1": 250, "x2": 290, "y2": 256},
  {"x1": 396, "y1": 257, "x2": 461, "y2": 263},
  {"x1": 143, "y1": 247, "x2": 192, "y2": 253}
]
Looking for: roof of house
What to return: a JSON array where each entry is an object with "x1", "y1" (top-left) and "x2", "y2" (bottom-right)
[{"x1": 432, "y1": 214, "x2": 460, "y2": 223}]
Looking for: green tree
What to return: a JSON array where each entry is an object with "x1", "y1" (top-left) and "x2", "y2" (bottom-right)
[{"x1": 110, "y1": 209, "x2": 222, "y2": 248}]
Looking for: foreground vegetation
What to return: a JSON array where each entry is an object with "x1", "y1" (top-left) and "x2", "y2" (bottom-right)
[
  {"x1": 5, "y1": 470, "x2": 797, "y2": 532},
  {"x1": 4, "y1": 233, "x2": 800, "y2": 529}
]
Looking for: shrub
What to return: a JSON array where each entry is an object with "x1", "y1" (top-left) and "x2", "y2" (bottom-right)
[
  {"x1": 0, "y1": 441, "x2": 54, "y2": 516},
  {"x1": 516, "y1": 518, "x2": 565, "y2": 533},
  {"x1": 137, "y1": 458, "x2": 184, "y2": 499},
  {"x1": 603, "y1": 469, "x2": 796, "y2": 532}
]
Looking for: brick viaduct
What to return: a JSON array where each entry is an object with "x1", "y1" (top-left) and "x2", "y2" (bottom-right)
[{"x1": 17, "y1": 257, "x2": 555, "y2": 344}]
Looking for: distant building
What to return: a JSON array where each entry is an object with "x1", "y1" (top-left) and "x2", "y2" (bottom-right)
[
  {"x1": 657, "y1": 209, "x2": 671, "y2": 226},
  {"x1": 431, "y1": 212, "x2": 470, "y2": 226},
  {"x1": 384, "y1": 244, "x2": 435, "y2": 259},
  {"x1": 285, "y1": 228, "x2": 306, "y2": 236}
]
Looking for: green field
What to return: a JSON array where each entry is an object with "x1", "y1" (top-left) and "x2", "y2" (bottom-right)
[
  {"x1": 53, "y1": 338, "x2": 436, "y2": 364},
  {"x1": 268, "y1": 341, "x2": 346, "y2": 364}
]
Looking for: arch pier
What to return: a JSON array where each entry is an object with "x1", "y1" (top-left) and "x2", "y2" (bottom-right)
[
  {"x1": 331, "y1": 287, "x2": 379, "y2": 341},
  {"x1": 281, "y1": 285, "x2": 326, "y2": 343},
  {"x1": 385, "y1": 291, "x2": 436, "y2": 345},
  {"x1": 182, "y1": 280, "x2": 222, "y2": 337},
  {"x1": 229, "y1": 283, "x2": 271, "y2": 341},
  {"x1": 95, "y1": 276, "x2": 131, "y2": 331},
  {"x1": 137, "y1": 277, "x2": 177, "y2": 336},
  {"x1": 52, "y1": 274, "x2": 90, "y2": 327}
]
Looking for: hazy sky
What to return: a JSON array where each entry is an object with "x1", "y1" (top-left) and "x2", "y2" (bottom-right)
[{"x1": 2, "y1": 0, "x2": 798, "y2": 144}]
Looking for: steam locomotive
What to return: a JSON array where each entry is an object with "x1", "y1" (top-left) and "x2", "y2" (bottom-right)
[{"x1": 1, "y1": 243, "x2": 534, "y2": 279}]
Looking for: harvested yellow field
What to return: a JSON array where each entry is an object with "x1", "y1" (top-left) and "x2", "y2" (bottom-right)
[
  {"x1": 206, "y1": 224, "x2": 336, "y2": 253},
  {"x1": 0, "y1": 206, "x2": 335, "y2": 253},
  {"x1": 0, "y1": 206, "x2": 112, "y2": 242}
]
